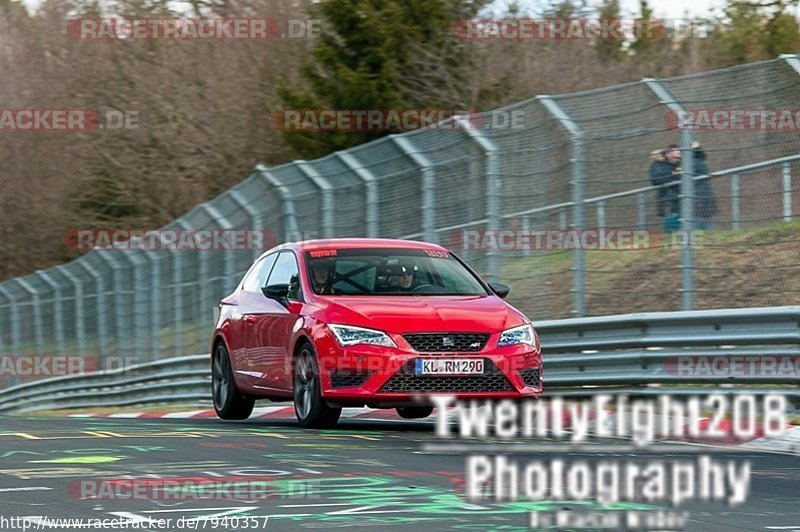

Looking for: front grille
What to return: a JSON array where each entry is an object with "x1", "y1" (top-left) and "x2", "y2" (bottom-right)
[
  {"x1": 330, "y1": 370, "x2": 372, "y2": 389},
  {"x1": 379, "y1": 359, "x2": 513, "y2": 394},
  {"x1": 403, "y1": 333, "x2": 490, "y2": 352},
  {"x1": 518, "y1": 368, "x2": 540, "y2": 387}
]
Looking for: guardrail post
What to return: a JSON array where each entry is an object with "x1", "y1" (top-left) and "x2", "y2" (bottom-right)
[
  {"x1": 257, "y1": 164, "x2": 299, "y2": 242},
  {"x1": 541, "y1": 96, "x2": 585, "y2": 317},
  {"x1": 644, "y1": 78, "x2": 694, "y2": 310},
  {"x1": 783, "y1": 162, "x2": 792, "y2": 222},
  {"x1": 731, "y1": 174, "x2": 740, "y2": 230},
  {"x1": 337, "y1": 151, "x2": 379, "y2": 238},
  {"x1": 456, "y1": 118, "x2": 502, "y2": 282},
  {"x1": 296, "y1": 161, "x2": 335, "y2": 239},
  {"x1": 35, "y1": 271, "x2": 65, "y2": 355},
  {"x1": 559, "y1": 207, "x2": 567, "y2": 230},
  {"x1": 392, "y1": 136, "x2": 437, "y2": 243},
  {"x1": 55, "y1": 265, "x2": 85, "y2": 357},
  {"x1": 15, "y1": 278, "x2": 44, "y2": 355}
]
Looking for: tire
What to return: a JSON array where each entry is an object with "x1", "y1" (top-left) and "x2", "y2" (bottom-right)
[
  {"x1": 293, "y1": 344, "x2": 341, "y2": 428},
  {"x1": 396, "y1": 406, "x2": 434, "y2": 419},
  {"x1": 212, "y1": 342, "x2": 254, "y2": 420}
]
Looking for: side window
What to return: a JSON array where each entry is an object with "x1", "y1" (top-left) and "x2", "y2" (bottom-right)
[
  {"x1": 242, "y1": 254, "x2": 278, "y2": 293},
  {"x1": 267, "y1": 251, "x2": 301, "y2": 301}
]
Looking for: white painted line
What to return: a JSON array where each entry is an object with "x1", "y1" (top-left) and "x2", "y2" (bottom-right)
[{"x1": 162, "y1": 410, "x2": 209, "y2": 419}]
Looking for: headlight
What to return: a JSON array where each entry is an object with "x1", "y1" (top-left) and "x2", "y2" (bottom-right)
[
  {"x1": 328, "y1": 324, "x2": 397, "y2": 348},
  {"x1": 498, "y1": 323, "x2": 536, "y2": 347}
]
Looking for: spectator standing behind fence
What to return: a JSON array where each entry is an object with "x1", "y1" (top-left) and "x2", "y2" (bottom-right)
[
  {"x1": 692, "y1": 144, "x2": 718, "y2": 230},
  {"x1": 649, "y1": 143, "x2": 717, "y2": 232},
  {"x1": 649, "y1": 144, "x2": 681, "y2": 233}
]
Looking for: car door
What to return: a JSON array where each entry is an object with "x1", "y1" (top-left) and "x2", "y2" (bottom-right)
[
  {"x1": 247, "y1": 251, "x2": 303, "y2": 392},
  {"x1": 236, "y1": 253, "x2": 279, "y2": 386}
]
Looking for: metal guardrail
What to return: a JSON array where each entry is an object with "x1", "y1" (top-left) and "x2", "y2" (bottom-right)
[{"x1": 0, "y1": 307, "x2": 798, "y2": 414}]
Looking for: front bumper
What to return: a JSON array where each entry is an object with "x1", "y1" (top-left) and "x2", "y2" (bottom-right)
[{"x1": 313, "y1": 330, "x2": 543, "y2": 406}]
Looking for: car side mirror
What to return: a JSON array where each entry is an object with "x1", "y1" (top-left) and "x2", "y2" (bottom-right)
[
  {"x1": 489, "y1": 282, "x2": 510, "y2": 299},
  {"x1": 262, "y1": 284, "x2": 290, "y2": 306}
]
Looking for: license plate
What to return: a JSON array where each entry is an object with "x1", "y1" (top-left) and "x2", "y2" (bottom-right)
[{"x1": 415, "y1": 358, "x2": 484, "y2": 376}]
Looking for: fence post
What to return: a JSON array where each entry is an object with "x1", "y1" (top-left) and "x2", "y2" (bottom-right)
[
  {"x1": 337, "y1": 151, "x2": 379, "y2": 238},
  {"x1": 101, "y1": 252, "x2": 128, "y2": 361},
  {"x1": 0, "y1": 287, "x2": 8, "y2": 355},
  {"x1": 297, "y1": 161, "x2": 335, "y2": 239},
  {"x1": 55, "y1": 265, "x2": 85, "y2": 357},
  {"x1": 392, "y1": 136, "x2": 437, "y2": 243},
  {"x1": 35, "y1": 271, "x2": 65, "y2": 355},
  {"x1": 522, "y1": 215, "x2": 531, "y2": 257},
  {"x1": 456, "y1": 118, "x2": 502, "y2": 282},
  {"x1": 169, "y1": 220, "x2": 193, "y2": 358},
  {"x1": 783, "y1": 162, "x2": 792, "y2": 222},
  {"x1": 644, "y1": 78, "x2": 693, "y2": 310},
  {"x1": 596, "y1": 201, "x2": 606, "y2": 229},
  {"x1": 0, "y1": 285, "x2": 19, "y2": 357},
  {"x1": 199, "y1": 202, "x2": 236, "y2": 294},
  {"x1": 679, "y1": 128, "x2": 695, "y2": 310},
  {"x1": 636, "y1": 192, "x2": 646, "y2": 229},
  {"x1": 257, "y1": 164, "x2": 299, "y2": 242},
  {"x1": 559, "y1": 207, "x2": 568, "y2": 230},
  {"x1": 142, "y1": 249, "x2": 162, "y2": 362},
  {"x1": 731, "y1": 174, "x2": 740, "y2": 231},
  {"x1": 228, "y1": 189, "x2": 265, "y2": 263},
  {"x1": 77, "y1": 259, "x2": 108, "y2": 364},
  {"x1": 15, "y1": 278, "x2": 44, "y2": 355},
  {"x1": 112, "y1": 249, "x2": 148, "y2": 363},
  {"x1": 541, "y1": 96, "x2": 585, "y2": 317}
]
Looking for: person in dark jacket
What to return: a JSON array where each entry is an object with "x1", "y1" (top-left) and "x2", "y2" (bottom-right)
[
  {"x1": 692, "y1": 145, "x2": 717, "y2": 230},
  {"x1": 649, "y1": 144, "x2": 682, "y2": 233},
  {"x1": 649, "y1": 143, "x2": 717, "y2": 232}
]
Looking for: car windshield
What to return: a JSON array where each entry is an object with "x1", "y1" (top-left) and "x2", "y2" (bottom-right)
[{"x1": 305, "y1": 248, "x2": 489, "y2": 296}]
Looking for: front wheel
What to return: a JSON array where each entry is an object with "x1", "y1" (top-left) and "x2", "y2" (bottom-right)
[
  {"x1": 396, "y1": 406, "x2": 434, "y2": 419},
  {"x1": 212, "y1": 343, "x2": 254, "y2": 420},
  {"x1": 293, "y1": 344, "x2": 341, "y2": 428}
]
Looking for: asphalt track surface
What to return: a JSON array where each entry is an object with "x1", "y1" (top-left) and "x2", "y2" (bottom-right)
[{"x1": 0, "y1": 414, "x2": 798, "y2": 532}]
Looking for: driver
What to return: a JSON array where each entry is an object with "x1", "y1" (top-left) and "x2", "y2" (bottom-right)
[
  {"x1": 310, "y1": 259, "x2": 336, "y2": 295},
  {"x1": 396, "y1": 262, "x2": 416, "y2": 291}
]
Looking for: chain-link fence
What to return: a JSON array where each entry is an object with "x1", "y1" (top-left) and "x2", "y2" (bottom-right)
[{"x1": 2, "y1": 55, "x2": 800, "y2": 376}]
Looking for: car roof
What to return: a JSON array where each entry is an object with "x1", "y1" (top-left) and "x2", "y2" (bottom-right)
[{"x1": 258, "y1": 238, "x2": 449, "y2": 259}]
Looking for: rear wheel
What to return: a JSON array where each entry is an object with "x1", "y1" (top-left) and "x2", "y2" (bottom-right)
[
  {"x1": 294, "y1": 344, "x2": 341, "y2": 428},
  {"x1": 396, "y1": 406, "x2": 434, "y2": 419},
  {"x1": 212, "y1": 343, "x2": 254, "y2": 420}
]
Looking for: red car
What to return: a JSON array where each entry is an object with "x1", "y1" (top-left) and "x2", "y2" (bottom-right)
[{"x1": 211, "y1": 238, "x2": 542, "y2": 427}]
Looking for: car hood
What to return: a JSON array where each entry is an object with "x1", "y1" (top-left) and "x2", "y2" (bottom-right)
[{"x1": 321, "y1": 295, "x2": 527, "y2": 334}]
